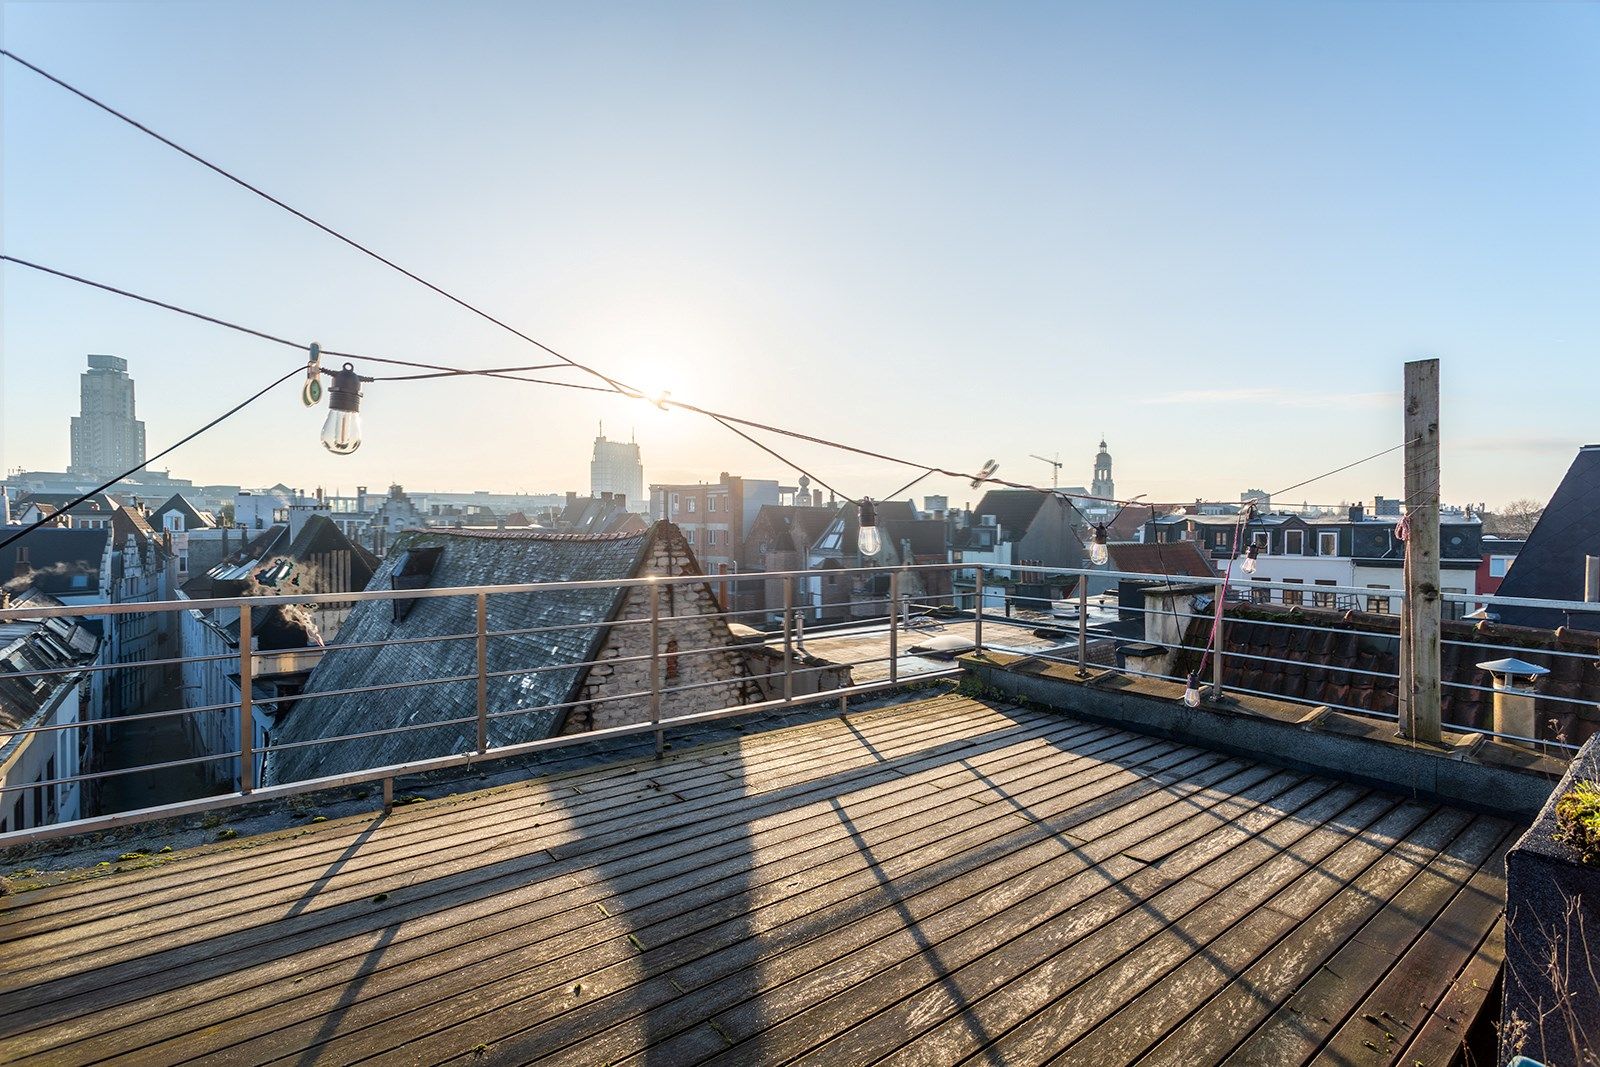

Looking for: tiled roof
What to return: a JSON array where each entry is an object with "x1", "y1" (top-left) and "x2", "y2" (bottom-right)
[
  {"x1": 1173, "y1": 602, "x2": 1600, "y2": 746},
  {"x1": 1106, "y1": 541, "x2": 1216, "y2": 578},
  {"x1": 1493, "y1": 445, "x2": 1600, "y2": 629},
  {"x1": 264, "y1": 526, "x2": 660, "y2": 786}
]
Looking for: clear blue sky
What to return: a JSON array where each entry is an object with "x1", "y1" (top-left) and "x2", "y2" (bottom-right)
[{"x1": 3, "y1": 1, "x2": 1596, "y2": 509}]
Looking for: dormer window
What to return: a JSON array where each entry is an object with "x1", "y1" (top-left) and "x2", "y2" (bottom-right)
[{"x1": 390, "y1": 545, "x2": 444, "y2": 622}]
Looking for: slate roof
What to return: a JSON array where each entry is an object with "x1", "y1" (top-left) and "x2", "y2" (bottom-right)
[
  {"x1": 0, "y1": 526, "x2": 109, "y2": 597},
  {"x1": 1106, "y1": 541, "x2": 1217, "y2": 579},
  {"x1": 1493, "y1": 445, "x2": 1600, "y2": 629},
  {"x1": 881, "y1": 518, "x2": 948, "y2": 558},
  {"x1": 264, "y1": 526, "x2": 664, "y2": 786},
  {"x1": 1172, "y1": 602, "x2": 1600, "y2": 746},
  {"x1": 0, "y1": 590, "x2": 101, "y2": 762},
  {"x1": 969, "y1": 491, "x2": 1047, "y2": 542},
  {"x1": 14, "y1": 492, "x2": 120, "y2": 517}
]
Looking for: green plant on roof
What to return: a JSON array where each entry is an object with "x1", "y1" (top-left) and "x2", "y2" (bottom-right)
[{"x1": 1553, "y1": 778, "x2": 1600, "y2": 865}]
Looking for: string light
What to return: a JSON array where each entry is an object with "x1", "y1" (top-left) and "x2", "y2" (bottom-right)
[
  {"x1": 1183, "y1": 671, "x2": 1202, "y2": 707},
  {"x1": 320, "y1": 363, "x2": 367, "y2": 455},
  {"x1": 857, "y1": 498, "x2": 882, "y2": 557},
  {"x1": 1242, "y1": 542, "x2": 1260, "y2": 574},
  {"x1": 1089, "y1": 523, "x2": 1109, "y2": 566}
]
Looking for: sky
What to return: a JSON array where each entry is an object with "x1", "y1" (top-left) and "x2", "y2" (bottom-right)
[{"x1": 3, "y1": 1, "x2": 1596, "y2": 511}]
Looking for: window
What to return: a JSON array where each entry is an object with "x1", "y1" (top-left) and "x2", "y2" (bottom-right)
[
  {"x1": 707, "y1": 496, "x2": 717, "y2": 513},
  {"x1": 1282, "y1": 578, "x2": 1304, "y2": 606},
  {"x1": 1251, "y1": 532, "x2": 1270, "y2": 553},
  {"x1": 1212, "y1": 530, "x2": 1229, "y2": 548},
  {"x1": 1318, "y1": 531, "x2": 1339, "y2": 557},
  {"x1": 687, "y1": 498, "x2": 697, "y2": 514},
  {"x1": 1366, "y1": 585, "x2": 1391, "y2": 613},
  {"x1": 1314, "y1": 579, "x2": 1337, "y2": 608},
  {"x1": 685, "y1": 529, "x2": 696, "y2": 545},
  {"x1": 1285, "y1": 530, "x2": 1304, "y2": 555},
  {"x1": 670, "y1": 493, "x2": 680, "y2": 516},
  {"x1": 1251, "y1": 579, "x2": 1270, "y2": 604},
  {"x1": 1490, "y1": 556, "x2": 1513, "y2": 578},
  {"x1": 1445, "y1": 588, "x2": 1468, "y2": 620}
]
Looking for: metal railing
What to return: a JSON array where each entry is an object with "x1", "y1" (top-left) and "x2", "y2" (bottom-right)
[{"x1": 1, "y1": 559, "x2": 1596, "y2": 847}]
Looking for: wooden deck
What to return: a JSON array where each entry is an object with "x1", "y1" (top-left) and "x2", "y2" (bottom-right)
[{"x1": 0, "y1": 694, "x2": 1511, "y2": 1066}]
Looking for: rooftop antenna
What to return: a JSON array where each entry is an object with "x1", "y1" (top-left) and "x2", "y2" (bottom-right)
[{"x1": 1029, "y1": 452, "x2": 1063, "y2": 490}]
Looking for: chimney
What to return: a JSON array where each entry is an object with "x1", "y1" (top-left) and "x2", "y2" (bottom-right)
[
  {"x1": 12, "y1": 546, "x2": 31, "y2": 583},
  {"x1": 1349, "y1": 504, "x2": 1365, "y2": 522},
  {"x1": 566, "y1": 491, "x2": 578, "y2": 506},
  {"x1": 1477, "y1": 658, "x2": 1549, "y2": 749}
]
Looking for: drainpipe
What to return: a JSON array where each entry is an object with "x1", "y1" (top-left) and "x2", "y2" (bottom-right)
[{"x1": 1476, "y1": 657, "x2": 1550, "y2": 749}]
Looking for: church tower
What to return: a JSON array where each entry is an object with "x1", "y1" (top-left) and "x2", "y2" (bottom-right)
[{"x1": 1092, "y1": 439, "x2": 1114, "y2": 500}]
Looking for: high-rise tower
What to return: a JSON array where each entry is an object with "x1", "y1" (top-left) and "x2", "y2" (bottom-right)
[
  {"x1": 1092, "y1": 438, "x2": 1114, "y2": 501},
  {"x1": 69, "y1": 355, "x2": 146, "y2": 481},
  {"x1": 589, "y1": 425, "x2": 645, "y2": 512}
]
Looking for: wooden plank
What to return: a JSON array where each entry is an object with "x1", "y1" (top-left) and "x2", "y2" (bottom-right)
[
  {"x1": 516, "y1": 771, "x2": 1329, "y2": 1067},
  {"x1": 1222, "y1": 815, "x2": 1507, "y2": 1065},
  {"x1": 1307, "y1": 830, "x2": 1511, "y2": 1066},
  {"x1": 1052, "y1": 818, "x2": 1505, "y2": 1065},
  {"x1": 0, "y1": 692, "x2": 994, "y2": 934},
  {"x1": 0, "y1": 698, "x2": 1062, "y2": 1014},
  {"x1": 667, "y1": 777, "x2": 1356, "y2": 1067},
  {"x1": 852, "y1": 792, "x2": 1422, "y2": 1067},
  {"x1": 8, "y1": 718, "x2": 1171, "y2": 1063},
  {"x1": 1399, "y1": 919, "x2": 1505, "y2": 1065},
  {"x1": 0, "y1": 716, "x2": 1139, "y2": 1062},
  {"x1": 1130, "y1": 805, "x2": 1478, "y2": 1067},
  {"x1": 0, "y1": 696, "x2": 1027, "y2": 962},
  {"x1": 237, "y1": 744, "x2": 1229, "y2": 1066}
]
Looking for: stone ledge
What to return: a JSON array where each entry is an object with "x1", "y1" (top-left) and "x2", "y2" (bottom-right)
[{"x1": 961, "y1": 651, "x2": 1566, "y2": 820}]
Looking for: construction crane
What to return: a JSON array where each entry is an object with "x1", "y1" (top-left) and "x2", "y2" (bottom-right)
[{"x1": 1030, "y1": 452, "x2": 1063, "y2": 490}]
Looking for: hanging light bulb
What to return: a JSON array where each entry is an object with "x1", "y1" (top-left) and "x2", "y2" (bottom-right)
[
  {"x1": 320, "y1": 363, "x2": 364, "y2": 455},
  {"x1": 1183, "y1": 671, "x2": 1202, "y2": 707},
  {"x1": 1242, "y1": 542, "x2": 1259, "y2": 574},
  {"x1": 1089, "y1": 523, "x2": 1109, "y2": 566},
  {"x1": 857, "y1": 497, "x2": 882, "y2": 557}
]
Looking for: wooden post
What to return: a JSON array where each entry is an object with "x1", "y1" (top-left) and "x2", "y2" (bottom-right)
[{"x1": 1402, "y1": 358, "x2": 1442, "y2": 744}]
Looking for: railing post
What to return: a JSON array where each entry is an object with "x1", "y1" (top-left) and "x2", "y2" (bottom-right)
[
  {"x1": 973, "y1": 570, "x2": 985, "y2": 652},
  {"x1": 475, "y1": 592, "x2": 489, "y2": 755},
  {"x1": 238, "y1": 606, "x2": 254, "y2": 794},
  {"x1": 1211, "y1": 581, "x2": 1225, "y2": 700},
  {"x1": 1076, "y1": 575, "x2": 1089, "y2": 678},
  {"x1": 782, "y1": 577, "x2": 794, "y2": 703},
  {"x1": 649, "y1": 582, "x2": 663, "y2": 757},
  {"x1": 889, "y1": 571, "x2": 901, "y2": 684}
]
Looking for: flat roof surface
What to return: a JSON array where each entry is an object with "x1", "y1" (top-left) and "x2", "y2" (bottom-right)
[{"x1": 0, "y1": 693, "x2": 1511, "y2": 1065}]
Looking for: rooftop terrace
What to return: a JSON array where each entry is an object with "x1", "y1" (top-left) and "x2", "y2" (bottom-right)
[{"x1": 0, "y1": 690, "x2": 1512, "y2": 1065}]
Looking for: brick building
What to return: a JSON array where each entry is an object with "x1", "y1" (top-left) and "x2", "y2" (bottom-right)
[{"x1": 648, "y1": 473, "x2": 781, "y2": 595}]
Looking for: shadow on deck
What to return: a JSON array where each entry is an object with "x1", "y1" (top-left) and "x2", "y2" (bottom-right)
[{"x1": 0, "y1": 691, "x2": 1511, "y2": 1065}]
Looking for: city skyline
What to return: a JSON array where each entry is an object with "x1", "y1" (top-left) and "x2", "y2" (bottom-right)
[{"x1": 4, "y1": 3, "x2": 1596, "y2": 509}]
